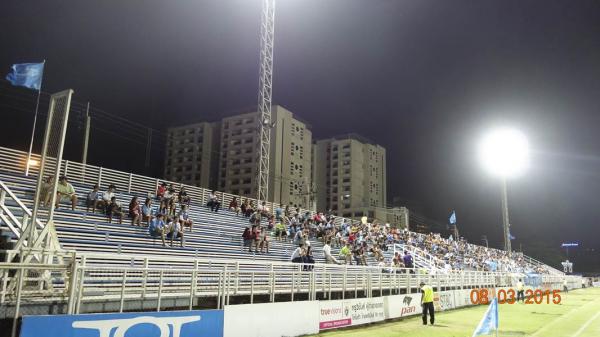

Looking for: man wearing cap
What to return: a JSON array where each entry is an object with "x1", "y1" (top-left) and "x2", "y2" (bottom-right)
[{"x1": 420, "y1": 281, "x2": 435, "y2": 325}]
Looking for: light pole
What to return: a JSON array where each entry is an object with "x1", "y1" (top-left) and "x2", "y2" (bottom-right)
[{"x1": 479, "y1": 128, "x2": 529, "y2": 256}]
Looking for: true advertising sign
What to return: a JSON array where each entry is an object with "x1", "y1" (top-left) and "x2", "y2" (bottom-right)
[
  {"x1": 20, "y1": 309, "x2": 224, "y2": 337},
  {"x1": 319, "y1": 297, "x2": 385, "y2": 330}
]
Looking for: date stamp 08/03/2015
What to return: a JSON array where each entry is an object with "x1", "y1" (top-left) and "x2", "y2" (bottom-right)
[{"x1": 469, "y1": 288, "x2": 562, "y2": 305}]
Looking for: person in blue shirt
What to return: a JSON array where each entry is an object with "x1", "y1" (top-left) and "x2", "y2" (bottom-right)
[{"x1": 149, "y1": 213, "x2": 166, "y2": 246}]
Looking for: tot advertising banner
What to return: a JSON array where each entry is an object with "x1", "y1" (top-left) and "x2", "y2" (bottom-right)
[
  {"x1": 20, "y1": 310, "x2": 224, "y2": 337},
  {"x1": 319, "y1": 297, "x2": 385, "y2": 330}
]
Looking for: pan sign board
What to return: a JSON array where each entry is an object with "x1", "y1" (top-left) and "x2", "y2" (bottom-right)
[{"x1": 561, "y1": 243, "x2": 579, "y2": 248}]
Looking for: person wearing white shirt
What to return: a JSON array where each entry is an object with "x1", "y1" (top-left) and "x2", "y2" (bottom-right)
[
  {"x1": 323, "y1": 241, "x2": 341, "y2": 265},
  {"x1": 291, "y1": 244, "x2": 305, "y2": 263}
]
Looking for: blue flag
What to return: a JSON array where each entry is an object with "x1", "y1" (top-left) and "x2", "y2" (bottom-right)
[
  {"x1": 449, "y1": 210, "x2": 456, "y2": 224},
  {"x1": 509, "y1": 231, "x2": 515, "y2": 240},
  {"x1": 5, "y1": 62, "x2": 45, "y2": 90},
  {"x1": 472, "y1": 297, "x2": 499, "y2": 337}
]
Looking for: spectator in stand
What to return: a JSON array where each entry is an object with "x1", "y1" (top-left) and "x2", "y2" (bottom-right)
[
  {"x1": 354, "y1": 243, "x2": 367, "y2": 266},
  {"x1": 55, "y1": 176, "x2": 78, "y2": 211},
  {"x1": 97, "y1": 184, "x2": 116, "y2": 213},
  {"x1": 240, "y1": 198, "x2": 249, "y2": 217},
  {"x1": 339, "y1": 242, "x2": 352, "y2": 265},
  {"x1": 178, "y1": 187, "x2": 190, "y2": 206},
  {"x1": 85, "y1": 184, "x2": 100, "y2": 213},
  {"x1": 291, "y1": 243, "x2": 305, "y2": 263},
  {"x1": 229, "y1": 197, "x2": 240, "y2": 215},
  {"x1": 156, "y1": 182, "x2": 167, "y2": 200},
  {"x1": 242, "y1": 227, "x2": 253, "y2": 250},
  {"x1": 39, "y1": 175, "x2": 54, "y2": 207},
  {"x1": 166, "y1": 216, "x2": 184, "y2": 247},
  {"x1": 178, "y1": 205, "x2": 193, "y2": 232},
  {"x1": 403, "y1": 250, "x2": 414, "y2": 269},
  {"x1": 107, "y1": 196, "x2": 124, "y2": 224},
  {"x1": 207, "y1": 190, "x2": 221, "y2": 212},
  {"x1": 162, "y1": 186, "x2": 175, "y2": 216},
  {"x1": 303, "y1": 246, "x2": 315, "y2": 271},
  {"x1": 128, "y1": 196, "x2": 142, "y2": 226},
  {"x1": 141, "y1": 198, "x2": 153, "y2": 226},
  {"x1": 149, "y1": 213, "x2": 166, "y2": 246},
  {"x1": 274, "y1": 221, "x2": 287, "y2": 241},
  {"x1": 258, "y1": 227, "x2": 270, "y2": 254},
  {"x1": 249, "y1": 211, "x2": 261, "y2": 226},
  {"x1": 250, "y1": 225, "x2": 261, "y2": 253},
  {"x1": 247, "y1": 200, "x2": 255, "y2": 216},
  {"x1": 323, "y1": 240, "x2": 341, "y2": 265},
  {"x1": 257, "y1": 201, "x2": 270, "y2": 217}
]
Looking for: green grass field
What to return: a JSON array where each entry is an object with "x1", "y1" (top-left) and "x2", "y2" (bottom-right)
[{"x1": 311, "y1": 287, "x2": 600, "y2": 337}]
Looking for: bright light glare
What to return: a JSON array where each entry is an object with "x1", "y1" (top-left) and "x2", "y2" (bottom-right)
[
  {"x1": 478, "y1": 128, "x2": 529, "y2": 178},
  {"x1": 27, "y1": 159, "x2": 39, "y2": 167}
]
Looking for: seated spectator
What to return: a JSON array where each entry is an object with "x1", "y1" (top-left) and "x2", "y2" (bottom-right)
[
  {"x1": 291, "y1": 243, "x2": 305, "y2": 263},
  {"x1": 339, "y1": 242, "x2": 352, "y2": 265},
  {"x1": 178, "y1": 187, "x2": 191, "y2": 205},
  {"x1": 257, "y1": 201, "x2": 270, "y2": 217},
  {"x1": 85, "y1": 184, "x2": 100, "y2": 213},
  {"x1": 55, "y1": 176, "x2": 77, "y2": 211},
  {"x1": 162, "y1": 187, "x2": 175, "y2": 216},
  {"x1": 246, "y1": 200, "x2": 255, "y2": 217},
  {"x1": 129, "y1": 196, "x2": 142, "y2": 226},
  {"x1": 39, "y1": 175, "x2": 54, "y2": 207},
  {"x1": 240, "y1": 198, "x2": 249, "y2": 217},
  {"x1": 107, "y1": 196, "x2": 124, "y2": 224},
  {"x1": 141, "y1": 198, "x2": 153, "y2": 226},
  {"x1": 207, "y1": 190, "x2": 221, "y2": 212},
  {"x1": 97, "y1": 184, "x2": 116, "y2": 212},
  {"x1": 229, "y1": 197, "x2": 240, "y2": 215},
  {"x1": 303, "y1": 246, "x2": 315, "y2": 271},
  {"x1": 242, "y1": 227, "x2": 253, "y2": 249},
  {"x1": 156, "y1": 182, "x2": 167, "y2": 200},
  {"x1": 149, "y1": 213, "x2": 166, "y2": 246},
  {"x1": 165, "y1": 217, "x2": 184, "y2": 247},
  {"x1": 178, "y1": 205, "x2": 193, "y2": 232}
]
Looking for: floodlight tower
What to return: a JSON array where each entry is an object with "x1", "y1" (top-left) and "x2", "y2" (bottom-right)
[
  {"x1": 478, "y1": 128, "x2": 529, "y2": 256},
  {"x1": 257, "y1": 0, "x2": 276, "y2": 203}
]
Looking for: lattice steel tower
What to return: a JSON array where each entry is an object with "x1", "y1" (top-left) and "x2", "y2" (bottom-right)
[{"x1": 257, "y1": 0, "x2": 275, "y2": 202}]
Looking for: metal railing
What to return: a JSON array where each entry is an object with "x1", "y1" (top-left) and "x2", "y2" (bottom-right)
[
  {"x1": 0, "y1": 146, "x2": 359, "y2": 228},
  {"x1": 0, "y1": 180, "x2": 45, "y2": 240}
]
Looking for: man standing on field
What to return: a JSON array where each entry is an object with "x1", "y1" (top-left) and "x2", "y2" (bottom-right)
[
  {"x1": 516, "y1": 278, "x2": 525, "y2": 303},
  {"x1": 420, "y1": 281, "x2": 434, "y2": 325}
]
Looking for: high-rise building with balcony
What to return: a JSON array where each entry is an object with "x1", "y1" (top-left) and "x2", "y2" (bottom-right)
[{"x1": 313, "y1": 134, "x2": 387, "y2": 221}]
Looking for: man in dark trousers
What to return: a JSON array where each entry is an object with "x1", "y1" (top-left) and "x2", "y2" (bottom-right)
[{"x1": 420, "y1": 281, "x2": 435, "y2": 325}]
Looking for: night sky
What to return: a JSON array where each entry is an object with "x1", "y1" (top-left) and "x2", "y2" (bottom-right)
[{"x1": 1, "y1": 0, "x2": 599, "y2": 271}]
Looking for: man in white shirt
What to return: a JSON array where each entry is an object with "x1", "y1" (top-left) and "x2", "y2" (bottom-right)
[
  {"x1": 98, "y1": 184, "x2": 116, "y2": 212},
  {"x1": 323, "y1": 240, "x2": 341, "y2": 264},
  {"x1": 291, "y1": 244, "x2": 304, "y2": 263}
]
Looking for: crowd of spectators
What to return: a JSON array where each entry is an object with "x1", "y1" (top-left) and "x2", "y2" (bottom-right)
[{"x1": 40, "y1": 175, "x2": 551, "y2": 274}]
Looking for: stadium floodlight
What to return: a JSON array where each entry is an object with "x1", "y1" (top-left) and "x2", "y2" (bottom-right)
[
  {"x1": 478, "y1": 127, "x2": 529, "y2": 256},
  {"x1": 478, "y1": 128, "x2": 529, "y2": 178}
]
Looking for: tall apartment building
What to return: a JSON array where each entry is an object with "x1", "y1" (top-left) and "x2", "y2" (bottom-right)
[
  {"x1": 217, "y1": 105, "x2": 313, "y2": 208},
  {"x1": 313, "y1": 134, "x2": 387, "y2": 221},
  {"x1": 163, "y1": 122, "x2": 220, "y2": 188}
]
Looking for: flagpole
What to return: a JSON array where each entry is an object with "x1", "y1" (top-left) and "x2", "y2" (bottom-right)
[{"x1": 24, "y1": 60, "x2": 45, "y2": 176}]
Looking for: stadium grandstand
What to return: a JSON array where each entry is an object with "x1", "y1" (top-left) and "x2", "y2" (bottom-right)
[{"x1": 0, "y1": 145, "x2": 581, "y2": 337}]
